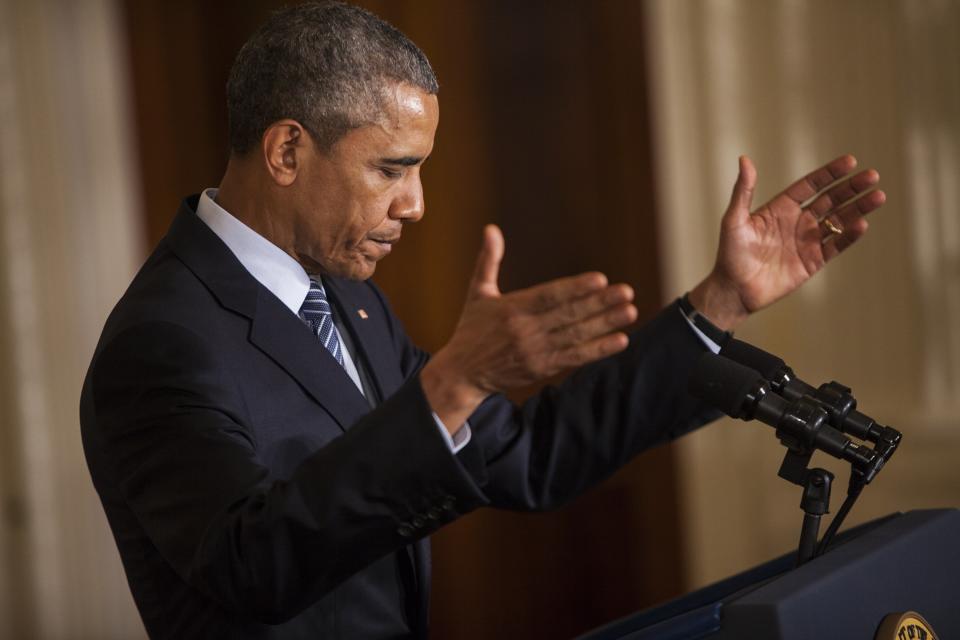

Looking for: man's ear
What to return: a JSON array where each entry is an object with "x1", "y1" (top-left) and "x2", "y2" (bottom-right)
[{"x1": 262, "y1": 120, "x2": 308, "y2": 186}]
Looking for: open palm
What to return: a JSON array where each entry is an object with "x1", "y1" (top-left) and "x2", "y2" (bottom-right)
[{"x1": 712, "y1": 154, "x2": 885, "y2": 316}]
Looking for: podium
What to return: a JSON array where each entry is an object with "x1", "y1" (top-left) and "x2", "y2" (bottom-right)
[{"x1": 579, "y1": 509, "x2": 960, "y2": 639}]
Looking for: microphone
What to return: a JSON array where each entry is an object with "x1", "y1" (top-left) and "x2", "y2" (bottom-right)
[
  {"x1": 719, "y1": 339, "x2": 900, "y2": 458},
  {"x1": 689, "y1": 353, "x2": 882, "y2": 481}
]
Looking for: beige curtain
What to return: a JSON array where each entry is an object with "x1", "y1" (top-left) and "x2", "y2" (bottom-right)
[
  {"x1": 645, "y1": 0, "x2": 960, "y2": 588},
  {"x1": 0, "y1": 0, "x2": 145, "y2": 637}
]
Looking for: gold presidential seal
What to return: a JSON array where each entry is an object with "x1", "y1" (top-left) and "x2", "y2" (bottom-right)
[{"x1": 875, "y1": 611, "x2": 939, "y2": 640}]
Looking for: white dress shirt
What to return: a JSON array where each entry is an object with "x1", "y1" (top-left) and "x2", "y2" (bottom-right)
[
  {"x1": 195, "y1": 188, "x2": 470, "y2": 452},
  {"x1": 682, "y1": 315, "x2": 722, "y2": 354}
]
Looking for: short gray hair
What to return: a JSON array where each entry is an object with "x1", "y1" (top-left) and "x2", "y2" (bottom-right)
[{"x1": 226, "y1": 1, "x2": 439, "y2": 154}]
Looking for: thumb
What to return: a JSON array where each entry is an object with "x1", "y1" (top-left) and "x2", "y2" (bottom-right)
[
  {"x1": 468, "y1": 224, "x2": 504, "y2": 299},
  {"x1": 725, "y1": 155, "x2": 757, "y2": 225}
]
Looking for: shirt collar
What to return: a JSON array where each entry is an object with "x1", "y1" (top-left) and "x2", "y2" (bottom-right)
[{"x1": 195, "y1": 188, "x2": 312, "y2": 315}]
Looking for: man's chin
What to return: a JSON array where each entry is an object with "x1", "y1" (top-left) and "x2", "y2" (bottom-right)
[
  {"x1": 307, "y1": 251, "x2": 381, "y2": 281},
  {"x1": 331, "y1": 258, "x2": 378, "y2": 281}
]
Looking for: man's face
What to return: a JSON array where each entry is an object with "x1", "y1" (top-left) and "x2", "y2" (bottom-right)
[{"x1": 290, "y1": 83, "x2": 439, "y2": 280}]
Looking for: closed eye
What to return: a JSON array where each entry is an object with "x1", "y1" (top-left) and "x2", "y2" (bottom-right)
[
  {"x1": 379, "y1": 166, "x2": 402, "y2": 179},
  {"x1": 376, "y1": 155, "x2": 426, "y2": 180}
]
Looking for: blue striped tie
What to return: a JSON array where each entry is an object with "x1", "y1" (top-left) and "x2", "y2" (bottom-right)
[{"x1": 299, "y1": 279, "x2": 344, "y2": 367}]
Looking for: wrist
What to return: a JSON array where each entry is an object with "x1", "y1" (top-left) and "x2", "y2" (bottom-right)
[
  {"x1": 679, "y1": 292, "x2": 731, "y2": 348},
  {"x1": 419, "y1": 357, "x2": 487, "y2": 433},
  {"x1": 688, "y1": 274, "x2": 749, "y2": 332}
]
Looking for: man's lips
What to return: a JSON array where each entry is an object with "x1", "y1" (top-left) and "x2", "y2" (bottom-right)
[{"x1": 366, "y1": 235, "x2": 400, "y2": 256}]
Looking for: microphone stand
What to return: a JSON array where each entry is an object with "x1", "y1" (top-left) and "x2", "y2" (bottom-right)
[
  {"x1": 687, "y1": 350, "x2": 902, "y2": 567},
  {"x1": 775, "y1": 415, "x2": 900, "y2": 567},
  {"x1": 777, "y1": 450, "x2": 833, "y2": 566}
]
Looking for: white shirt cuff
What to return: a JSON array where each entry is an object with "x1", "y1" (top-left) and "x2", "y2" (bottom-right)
[
  {"x1": 432, "y1": 413, "x2": 472, "y2": 453},
  {"x1": 680, "y1": 307, "x2": 721, "y2": 354}
]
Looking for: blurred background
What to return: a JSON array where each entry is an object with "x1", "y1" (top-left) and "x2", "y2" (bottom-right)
[{"x1": 0, "y1": 0, "x2": 958, "y2": 637}]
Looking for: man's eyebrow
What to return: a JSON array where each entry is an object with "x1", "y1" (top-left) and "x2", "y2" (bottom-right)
[{"x1": 380, "y1": 156, "x2": 425, "y2": 166}]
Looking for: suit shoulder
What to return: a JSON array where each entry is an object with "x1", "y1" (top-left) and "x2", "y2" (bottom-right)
[{"x1": 96, "y1": 240, "x2": 240, "y2": 349}]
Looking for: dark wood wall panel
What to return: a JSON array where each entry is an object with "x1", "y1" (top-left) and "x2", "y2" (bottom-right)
[{"x1": 122, "y1": 2, "x2": 684, "y2": 637}]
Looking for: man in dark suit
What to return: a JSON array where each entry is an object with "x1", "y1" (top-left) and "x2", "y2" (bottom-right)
[{"x1": 80, "y1": 2, "x2": 886, "y2": 638}]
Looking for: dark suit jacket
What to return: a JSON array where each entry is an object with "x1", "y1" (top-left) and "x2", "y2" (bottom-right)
[{"x1": 80, "y1": 196, "x2": 715, "y2": 639}]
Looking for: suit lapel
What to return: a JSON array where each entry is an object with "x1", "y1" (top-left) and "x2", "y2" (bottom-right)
[
  {"x1": 166, "y1": 199, "x2": 371, "y2": 433},
  {"x1": 324, "y1": 277, "x2": 406, "y2": 399},
  {"x1": 248, "y1": 287, "x2": 372, "y2": 433}
]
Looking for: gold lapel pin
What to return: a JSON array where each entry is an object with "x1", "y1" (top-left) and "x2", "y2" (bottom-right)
[{"x1": 357, "y1": 309, "x2": 369, "y2": 319}]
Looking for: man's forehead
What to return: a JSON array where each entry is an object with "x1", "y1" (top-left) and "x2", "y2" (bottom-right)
[
  {"x1": 377, "y1": 82, "x2": 439, "y2": 129},
  {"x1": 332, "y1": 94, "x2": 437, "y2": 161}
]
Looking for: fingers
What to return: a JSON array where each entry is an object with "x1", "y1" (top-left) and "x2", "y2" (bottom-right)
[
  {"x1": 820, "y1": 189, "x2": 885, "y2": 261},
  {"x1": 468, "y1": 224, "x2": 504, "y2": 299},
  {"x1": 516, "y1": 271, "x2": 611, "y2": 313},
  {"x1": 535, "y1": 282, "x2": 635, "y2": 332},
  {"x1": 784, "y1": 154, "x2": 858, "y2": 205},
  {"x1": 725, "y1": 155, "x2": 757, "y2": 225},
  {"x1": 778, "y1": 156, "x2": 883, "y2": 266},
  {"x1": 500, "y1": 278, "x2": 636, "y2": 374},
  {"x1": 547, "y1": 300, "x2": 638, "y2": 346},
  {"x1": 550, "y1": 331, "x2": 631, "y2": 370},
  {"x1": 804, "y1": 169, "x2": 880, "y2": 221},
  {"x1": 822, "y1": 217, "x2": 868, "y2": 261}
]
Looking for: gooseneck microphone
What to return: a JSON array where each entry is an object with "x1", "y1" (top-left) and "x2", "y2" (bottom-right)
[
  {"x1": 720, "y1": 339, "x2": 878, "y2": 438},
  {"x1": 689, "y1": 353, "x2": 882, "y2": 480}
]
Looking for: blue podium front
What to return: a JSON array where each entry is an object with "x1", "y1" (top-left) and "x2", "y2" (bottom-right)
[{"x1": 579, "y1": 509, "x2": 959, "y2": 640}]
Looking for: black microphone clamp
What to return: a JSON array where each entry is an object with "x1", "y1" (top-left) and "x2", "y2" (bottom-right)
[
  {"x1": 690, "y1": 353, "x2": 884, "y2": 483},
  {"x1": 720, "y1": 338, "x2": 902, "y2": 458}
]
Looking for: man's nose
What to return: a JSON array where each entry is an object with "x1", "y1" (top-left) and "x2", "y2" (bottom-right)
[{"x1": 390, "y1": 176, "x2": 425, "y2": 222}]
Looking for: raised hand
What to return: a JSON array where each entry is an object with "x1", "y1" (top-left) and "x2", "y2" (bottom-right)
[
  {"x1": 690, "y1": 154, "x2": 886, "y2": 329},
  {"x1": 420, "y1": 225, "x2": 637, "y2": 431}
]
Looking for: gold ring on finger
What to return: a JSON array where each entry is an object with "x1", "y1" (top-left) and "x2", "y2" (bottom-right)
[
  {"x1": 820, "y1": 217, "x2": 843, "y2": 245},
  {"x1": 821, "y1": 217, "x2": 843, "y2": 235}
]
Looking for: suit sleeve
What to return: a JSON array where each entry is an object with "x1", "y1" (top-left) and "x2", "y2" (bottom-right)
[
  {"x1": 450, "y1": 301, "x2": 721, "y2": 511},
  {"x1": 367, "y1": 281, "x2": 719, "y2": 512},
  {"x1": 87, "y1": 321, "x2": 488, "y2": 624}
]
